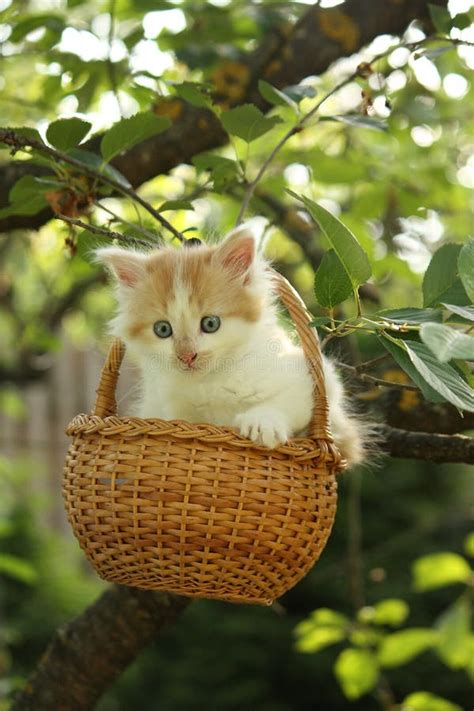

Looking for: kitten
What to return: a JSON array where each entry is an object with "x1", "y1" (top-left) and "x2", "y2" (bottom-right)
[{"x1": 96, "y1": 224, "x2": 364, "y2": 466}]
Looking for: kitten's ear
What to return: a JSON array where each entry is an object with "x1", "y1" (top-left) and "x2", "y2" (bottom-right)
[
  {"x1": 95, "y1": 247, "x2": 147, "y2": 287},
  {"x1": 215, "y1": 222, "x2": 262, "y2": 279}
]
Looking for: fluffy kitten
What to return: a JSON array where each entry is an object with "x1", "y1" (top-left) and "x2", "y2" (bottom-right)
[{"x1": 96, "y1": 225, "x2": 364, "y2": 465}]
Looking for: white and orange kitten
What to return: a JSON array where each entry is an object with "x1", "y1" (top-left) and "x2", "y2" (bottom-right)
[{"x1": 96, "y1": 224, "x2": 364, "y2": 465}]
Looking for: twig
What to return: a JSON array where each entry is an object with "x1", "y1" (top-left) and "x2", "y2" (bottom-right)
[
  {"x1": 235, "y1": 36, "x2": 465, "y2": 225},
  {"x1": 235, "y1": 72, "x2": 357, "y2": 225},
  {"x1": 337, "y1": 361, "x2": 419, "y2": 391},
  {"x1": 93, "y1": 201, "x2": 162, "y2": 244},
  {"x1": 353, "y1": 353, "x2": 390, "y2": 372},
  {"x1": 54, "y1": 214, "x2": 151, "y2": 248},
  {"x1": 0, "y1": 129, "x2": 185, "y2": 243}
]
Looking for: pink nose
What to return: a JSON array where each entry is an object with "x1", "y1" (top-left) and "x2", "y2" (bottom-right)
[{"x1": 178, "y1": 352, "x2": 197, "y2": 366}]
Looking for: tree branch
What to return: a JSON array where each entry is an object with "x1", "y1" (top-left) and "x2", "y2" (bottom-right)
[
  {"x1": 12, "y1": 586, "x2": 189, "y2": 711},
  {"x1": 0, "y1": 129, "x2": 185, "y2": 243},
  {"x1": 381, "y1": 391, "x2": 474, "y2": 434},
  {"x1": 54, "y1": 214, "x2": 151, "y2": 249},
  {"x1": 338, "y1": 361, "x2": 420, "y2": 390},
  {"x1": 0, "y1": 0, "x2": 447, "y2": 234},
  {"x1": 382, "y1": 426, "x2": 474, "y2": 464}
]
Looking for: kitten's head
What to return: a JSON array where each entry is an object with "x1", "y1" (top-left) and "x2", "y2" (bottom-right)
[{"x1": 96, "y1": 223, "x2": 272, "y2": 374}]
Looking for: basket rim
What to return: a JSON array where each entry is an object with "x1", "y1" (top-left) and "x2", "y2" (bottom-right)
[{"x1": 65, "y1": 412, "x2": 345, "y2": 467}]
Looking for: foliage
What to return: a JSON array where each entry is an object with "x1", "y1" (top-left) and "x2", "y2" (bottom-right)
[
  {"x1": 295, "y1": 536, "x2": 474, "y2": 706},
  {"x1": 0, "y1": 0, "x2": 473, "y2": 709}
]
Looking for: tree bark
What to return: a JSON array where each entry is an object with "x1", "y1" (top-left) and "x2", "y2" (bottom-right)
[
  {"x1": 382, "y1": 426, "x2": 474, "y2": 464},
  {"x1": 0, "y1": 0, "x2": 447, "y2": 234},
  {"x1": 12, "y1": 586, "x2": 189, "y2": 711}
]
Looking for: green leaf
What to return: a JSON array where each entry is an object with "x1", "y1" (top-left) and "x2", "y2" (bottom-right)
[
  {"x1": 401, "y1": 691, "x2": 462, "y2": 711},
  {"x1": 46, "y1": 117, "x2": 92, "y2": 151},
  {"x1": 67, "y1": 149, "x2": 132, "y2": 188},
  {"x1": 451, "y1": 12, "x2": 472, "y2": 30},
  {"x1": 0, "y1": 553, "x2": 37, "y2": 584},
  {"x1": 420, "y1": 323, "x2": 474, "y2": 362},
  {"x1": 378, "y1": 308, "x2": 443, "y2": 324},
  {"x1": 9, "y1": 175, "x2": 63, "y2": 200},
  {"x1": 435, "y1": 597, "x2": 471, "y2": 669},
  {"x1": 9, "y1": 13, "x2": 65, "y2": 43},
  {"x1": 413, "y1": 552, "x2": 471, "y2": 591},
  {"x1": 282, "y1": 83, "x2": 317, "y2": 102},
  {"x1": 193, "y1": 152, "x2": 236, "y2": 173},
  {"x1": 428, "y1": 4, "x2": 452, "y2": 34},
  {"x1": 220, "y1": 104, "x2": 282, "y2": 143},
  {"x1": 295, "y1": 608, "x2": 349, "y2": 653},
  {"x1": 423, "y1": 244, "x2": 469, "y2": 307},
  {"x1": 403, "y1": 340, "x2": 474, "y2": 411},
  {"x1": 309, "y1": 316, "x2": 331, "y2": 328},
  {"x1": 293, "y1": 195, "x2": 371, "y2": 289},
  {"x1": 307, "y1": 608, "x2": 350, "y2": 627},
  {"x1": 372, "y1": 599, "x2": 410, "y2": 627},
  {"x1": 0, "y1": 175, "x2": 51, "y2": 219},
  {"x1": 258, "y1": 80, "x2": 296, "y2": 110},
  {"x1": 320, "y1": 115, "x2": 387, "y2": 132},
  {"x1": 295, "y1": 626, "x2": 345, "y2": 653},
  {"x1": 378, "y1": 628, "x2": 436, "y2": 667},
  {"x1": 192, "y1": 152, "x2": 238, "y2": 192},
  {"x1": 380, "y1": 336, "x2": 445, "y2": 403},
  {"x1": 458, "y1": 239, "x2": 474, "y2": 302},
  {"x1": 158, "y1": 200, "x2": 194, "y2": 212},
  {"x1": 464, "y1": 532, "x2": 474, "y2": 557},
  {"x1": 314, "y1": 249, "x2": 353, "y2": 308},
  {"x1": 418, "y1": 44, "x2": 454, "y2": 60},
  {"x1": 334, "y1": 649, "x2": 379, "y2": 699},
  {"x1": 101, "y1": 113, "x2": 171, "y2": 162},
  {"x1": 174, "y1": 82, "x2": 212, "y2": 109},
  {"x1": 442, "y1": 303, "x2": 474, "y2": 323},
  {"x1": 349, "y1": 627, "x2": 382, "y2": 648}
]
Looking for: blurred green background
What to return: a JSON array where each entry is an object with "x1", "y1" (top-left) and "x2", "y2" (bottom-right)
[{"x1": 0, "y1": 0, "x2": 473, "y2": 709}]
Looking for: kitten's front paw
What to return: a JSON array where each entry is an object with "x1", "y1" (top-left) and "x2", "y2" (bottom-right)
[{"x1": 234, "y1": 407, "x2": 289, "y2": 449}]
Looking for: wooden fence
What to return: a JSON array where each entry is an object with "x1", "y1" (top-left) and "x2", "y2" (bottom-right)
[{"x1": 0, "y1": 340, "x2": 138, "y2": 529}]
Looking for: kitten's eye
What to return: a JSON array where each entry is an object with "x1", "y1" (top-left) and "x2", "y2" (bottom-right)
[
  {"x1": 201, "y1": 315, "x2": 221, "y2": 333},
  {"x1": 153, "y1": 320, "x2": 173, "y2": 338}
]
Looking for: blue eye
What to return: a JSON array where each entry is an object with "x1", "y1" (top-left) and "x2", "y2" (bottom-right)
[
  {"x1": 201, "y1": 315, "x2": 221, "y2": 333},
  {"x1": 153, "y1": 320, "x2": 173, "y2": 338}
]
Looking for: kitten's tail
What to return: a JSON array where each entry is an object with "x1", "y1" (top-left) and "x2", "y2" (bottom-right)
[
  {"x1": 331, "y1": 411, "x2": 378, "y2": 468},
  {"x1": 323, "y1": 356, "x2": 378, "y2": 468}
]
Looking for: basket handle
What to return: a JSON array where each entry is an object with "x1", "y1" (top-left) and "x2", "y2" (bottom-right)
[
  {"x1": 269, "y1": 269, "x2": 330, "y2": 440},
  {"x1": 93, "y1": 338, "x2": 125, "y2": 418},
  {"x1": 93, "y1": 271, "x2": 331, "y2": 440}
]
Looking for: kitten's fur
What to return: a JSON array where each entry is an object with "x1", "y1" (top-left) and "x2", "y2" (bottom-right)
[{"x1": 96, "y1": 225, "x2": 364, "y2": 465}]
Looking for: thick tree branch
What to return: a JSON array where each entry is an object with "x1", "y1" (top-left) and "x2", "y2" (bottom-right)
[
  {"x1": 0, "y1": 129, "x2": 185, "y2": 242},
  {"x1": 381, "y1": 389, "x2": 474, "y2": 434},
  {"x1": 0, "y1": 0, "x2": 447, "y2": 234},
  {"x1": 382, "y1": 426, "x2": 474, "y2": 464},
  {"x1": 12, "y1": 586, "x2": 189, "y2": 711}
]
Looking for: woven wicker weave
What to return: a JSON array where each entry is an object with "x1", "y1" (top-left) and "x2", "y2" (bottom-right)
[{"x1": 63, "y1": 271, "x2": 345, "y2": 605}]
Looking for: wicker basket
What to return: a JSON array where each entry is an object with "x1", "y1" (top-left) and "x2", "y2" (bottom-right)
[{"x1": 63, "y1": 271, "x2": 345, "y2": 605}]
